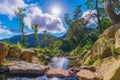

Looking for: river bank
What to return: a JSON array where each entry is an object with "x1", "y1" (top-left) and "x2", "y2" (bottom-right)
[
  {"x1": 0, "y1": 57, "x2": 77, "y2": 80},
  {"x1": 0, "y1": 57, "x2": 103, "y2": 80}
]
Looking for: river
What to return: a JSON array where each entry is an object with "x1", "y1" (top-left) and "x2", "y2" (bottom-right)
[{"x1": 0, "y1": 57, "x2": 77, "y2": 80}]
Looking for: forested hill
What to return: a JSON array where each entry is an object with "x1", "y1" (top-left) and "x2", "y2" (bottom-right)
[{"x1": 0, "y1": 34, "x2": 61, "y2": 47}]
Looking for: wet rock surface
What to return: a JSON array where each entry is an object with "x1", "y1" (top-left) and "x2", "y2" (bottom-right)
[
  {"x1": 46, "y1": 68, "x2": 69, "y2": 78},
  {"x1": 76, "y1": 70, "x2": 102, "y2": 80},
  {"x1": 76, "y1": 66, "x2": 103, "y2": 80},
  {"x1": 96, "y1": 55, "x2": 120, "y2": 80},
  {"x1": 8, "y1": 61, "x2": 49, "y2": 76}
]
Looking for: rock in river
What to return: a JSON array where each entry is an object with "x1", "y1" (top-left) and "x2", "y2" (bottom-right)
[
  {"x1": 8, "y1": 61, "x2": 49, "y2": 76},
  {"x1": 46, "y1": 68, "x2": 69, "y2": 78},
  {"x1": 76, "y1": 70, "x2": 103, "y2": 80},
  {"x1": 46, "y1": 68, "x2": 78, "y2": 78}
]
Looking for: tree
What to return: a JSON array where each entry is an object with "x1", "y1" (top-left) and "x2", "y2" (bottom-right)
[
  {"x1": 64, "y1": 6, "x2": 93, "y2": 51},
  {"x1": 73, "y1": 5, "x2": 82, "y2": 20},
  {"x1": 31, "y1": 24, "x2": 39, "y2": 48},
  {"x1": 85, "y1": 0, "x2": 103, "y2": 33},
  {"x1": 40, "y1": 33, "x2": 55, "y2": 49},
  {"x1": 15, "y1": 7, "x2": 25, "y2": 47},
  {"x1": 104, "y1": 0, "x2": 120, "y2": 24},
  {"x1": 96, "y1": 0, "x2": 102, "y2": 33},
  {"x1": 86, "y1": 0, "x2": 120, "y2": 29}
]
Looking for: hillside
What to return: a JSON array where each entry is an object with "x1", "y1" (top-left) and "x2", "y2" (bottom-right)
[{"x1": 0, "y1": 34, "x2": 57, "y2": 47}]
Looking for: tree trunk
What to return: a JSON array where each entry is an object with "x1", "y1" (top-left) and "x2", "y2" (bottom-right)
[
  {"x1": 21, "y1": 26, "x2": 25, "y2": 47},
  {"x1": 96, "y1": 0, "x2": 102, "y2": 34},
  {"x1": 104, "y1": 0, "x2": 120, "y2": 24}
]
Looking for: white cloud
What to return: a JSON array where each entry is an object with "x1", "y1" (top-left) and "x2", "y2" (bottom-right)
[
  {"x1": 24, "y1": 5, "x2": 66, "y2": 33},
  {"x1": 0, "y1": 27, "x2": 12, "y2": 34},
  {"x1": 0, "y1": 0, "x2": 27, "y2": 19},
  {"x1": 82, "y1": 10, "x2": 98, "y2": 27},
  {"x1": 0, "y1": 0, "x2": 66, "y2": 33}
]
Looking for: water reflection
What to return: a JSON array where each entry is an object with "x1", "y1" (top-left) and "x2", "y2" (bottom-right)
[{"x1": 7, "y1": 76, "x2": 66, "y2": 80}]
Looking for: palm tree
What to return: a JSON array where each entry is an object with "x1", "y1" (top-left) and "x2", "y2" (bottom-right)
[
  {"x1": 31, "y1": 24, "x2": 39, "y2": 48},
  {"x1": 15, "y1": 7, "x2": 25, "y2": 47}
]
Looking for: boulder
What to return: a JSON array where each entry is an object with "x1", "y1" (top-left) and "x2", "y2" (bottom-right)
[
  {"x1": 103, "y1": 23, "x2": 120, "y2": 38},
  {"x1": 21, "y1": 49, "x2": 37, "y2": 62},
  {"x1": 115, "y1": 29, "x2": 120, "y2": 53},
  {"x1": 80, "y1": 66, "x2": 96, "y2": 72},
  {"x1": 91, "y1": 38, "x2": 115, "y2": 60},
  {"x1": 31, "y1": 57, "x2": 40, "y2": 64},
  {"x1": 87, "y1": 23, "x2": 120, "y2": 60},
  {"x1": 96, "y1": 55, "x2": 120, "y2": 80},
  {"x1": 46, "y1": 68, "x2": 78, "y2": 78},
  {"x1": 76, "y1": 70, "x2": 102, "y2": 80},
  {"x1": 46, "y1": 68, "x2": 69, "y2": 78},
  {"x1": 8, "y1": 61, "x2": 49, "y2": 75},
  {"x1": 0, "y1": 42, "x2": 9, "y2": 64},
  {"x1": 7, "y1": 46, "x2": 21, "y2": 58}
]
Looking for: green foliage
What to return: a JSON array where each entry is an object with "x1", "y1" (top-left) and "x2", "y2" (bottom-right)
[
  {"x1": 70, "y1": 41, "x2": 93, "y2": 57},
  {"x1": 61, "y1": 37, "x2": 75, "y2": 52},
  {"x1": 73, "y1": 5, "x2": 82, "y2": 20},
  {"x1": 93, "y1": 58, "x2": 102, "y2": 66},
  {"x1": 31, "y1": 24, "x2": 39, "y2": 48},
  {"x1": 71, "y1": 46, "x2": 83, "y2": 57},
  {"x1": 24, "y1": 37, "x2": 30, "y2": 48},
  {"x1": 52, "y1": 47, "x2": 63, "y2": 56},
  {"x1": 101, "y1": 16, "x2": 112, "y2": 32},
  {"x1": 87, "y1": 58, "x2": 94, "y2": 65},
  {"x1": 40, "y1": 33, "x2": 55, "y2": 49},
  {"x1": 16, "y1": 42, "x2": 23, "y2": 49},
  {"x1": 63, "y1": 6, "x2": 94, "y2": 52},
  {"x1": 110, "y1": 44, "x2": 117, "y2": 57},
  {"x1": 85, "y1": 0, "x2": 115, "y2": 33},
  {"x1": 15, "y1": 7, "x2": 25, "y2": 47},
  {"x1": 86, "y1": 29, "x2": 99, "y2": 44},
  {"x1": 53, "y1": 40, "x2": 62, "y2": 48},
  {"x1": 83, "y1": 42, "x2": 93, "y2": 50},
  {"x1": 70, "y1": 28, "x2": 99, "y2": 56},
  {"x1": 35, "y1": 47, "x2": 63, "y2": 58},
  {"x1": 63, "y1": 5, "x2": 101, "y2": 54}
]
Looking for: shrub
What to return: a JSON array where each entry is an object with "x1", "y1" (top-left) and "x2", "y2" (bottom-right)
[
  {"x1": 87, "y1": 58, "x2": 94, "y2": 65},
  {"x1": 110, "y1": 44, "x2": 117, "y2": 57}
]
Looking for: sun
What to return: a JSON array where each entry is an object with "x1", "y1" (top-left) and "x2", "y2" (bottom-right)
[{"x1": 51, "y1": 6, "x2": 61, "y2": 16}]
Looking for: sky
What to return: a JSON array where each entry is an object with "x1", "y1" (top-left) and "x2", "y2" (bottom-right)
[{"x1": 0, "y1": 0, "x2": 96, "y2": 39}]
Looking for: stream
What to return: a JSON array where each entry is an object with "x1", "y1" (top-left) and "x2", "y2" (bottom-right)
[{"x1": 0, "y1": 57, "x2": 77, "y2": 80}]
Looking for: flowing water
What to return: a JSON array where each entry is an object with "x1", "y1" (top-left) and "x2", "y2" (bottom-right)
[
  {"x1": 48, "y1": 57, "x2": 69, "y2": 69},
  {"x1": 0, "y1": 57, "x2": 77, "y2": 80}
]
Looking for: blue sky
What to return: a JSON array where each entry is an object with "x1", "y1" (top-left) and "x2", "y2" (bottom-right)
[{"x1": 0, "y1": 0, "x2": 89, "y2": 39}]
